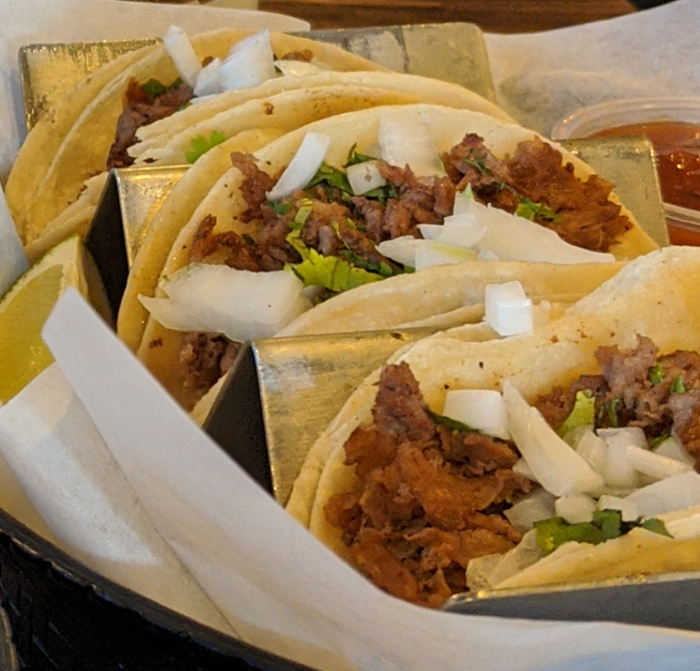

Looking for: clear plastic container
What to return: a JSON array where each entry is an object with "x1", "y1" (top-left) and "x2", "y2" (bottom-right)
[{"x1": 552, "y1": 97, "x2": 700, "y2": 246}]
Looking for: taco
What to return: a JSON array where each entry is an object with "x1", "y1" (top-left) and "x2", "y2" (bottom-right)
[
  {"x1": 9, "y1": 27, "x2": 390, "y2": 249},
  {"x1": 133, "y1": 103, "x2": 655, "y2": 410},
  {"x1": 293, "y1": 247, "x2": 700, "y2": 607}
]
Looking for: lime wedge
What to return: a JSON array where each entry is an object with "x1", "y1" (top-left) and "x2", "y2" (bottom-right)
[{"x1": 0, "y1": 235, "x2": 109, "y2": 403}]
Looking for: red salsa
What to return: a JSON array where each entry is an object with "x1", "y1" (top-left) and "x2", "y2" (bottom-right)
[{"x1": 592, "y1": 121, "x2": 700, "y2": 245}]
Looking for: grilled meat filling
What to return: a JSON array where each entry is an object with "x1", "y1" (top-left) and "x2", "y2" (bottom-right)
[{"x1": 324, "y1": 362, "x2": 530, "y2": 608}]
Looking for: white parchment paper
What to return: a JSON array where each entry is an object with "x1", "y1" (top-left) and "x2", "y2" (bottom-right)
[
  {"x1": 485, "y1": 0, "x2": 700, "y2": 135},
  {"x1": 37, "y1": 288, "x2": 700, "y2": 670}
]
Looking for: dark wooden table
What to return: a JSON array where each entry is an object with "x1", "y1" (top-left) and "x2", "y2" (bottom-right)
[{"x1": 256, "y1": 0, "x2": 637, "y2": 33}]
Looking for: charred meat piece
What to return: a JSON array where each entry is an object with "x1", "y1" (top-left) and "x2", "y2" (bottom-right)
[{"x1": 324, "y1": 362, "x2": 529, "y2": 608}]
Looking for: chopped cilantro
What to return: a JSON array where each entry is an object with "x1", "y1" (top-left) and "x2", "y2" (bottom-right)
[
  {"x1": 270, "y1": 201, "x2": 293, "y2": 215},
  {"x1": 284, "y1": 232, "x2": 384, "y2": 293},
  {"x1": 345, "y1": 143, "x2": 375, "y2": 166},
  {"x1": 648, "y1": 364, "x2": 664, "y2": 385},
  {"x1": 426, "y1": 409, "x2": 478, "y2": 433},
  {"x1": 515, "y1": 198, "x2": 563, "y2": 223},
  {"x1": 185, "y1": 130, "x2": 226, "y2": 163},
  {"x1": 557, "y1": 389, "x2": 595, "y2": 438},
  {"x1": 292, "y1": 199, "x2": 313, "y2": 229},
  {"x1": 671, "y1": 375, "x2": 687, "y2": 394},
  {"x1": 597, "y1": 397, "x2": 621, "y2": 428},
  {"x1": 242, "y1": 233, "x2": 255, "y2": 245},
  {"x1": 464, "y1": 156, "x2": 493, "y2": 176},
  {"x1": 306, "y1": 162, "x2": 352, "y2": 193},
  {"x1": 141, "y1": 77, "x2": 182, "y2": 99},
  {"x1": 640, "y1": 518, "x2": 672, "y2": 537},
  {"x1": 535, "y1": 510, "x2": 669, "y2": 556}
]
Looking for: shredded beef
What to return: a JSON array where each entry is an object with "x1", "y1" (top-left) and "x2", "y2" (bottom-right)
[
  {"x1": 180, "y1": 332, "x2": 240, "y2": 399},
  {"x1": 324, "y1": 362, "x2": 529, "y2": 607},
  {"x1": 107, "y1": 78, "x2": 194, "y2": 170},
  {"x1": 534, "y1": 335, "x2": 700, "y2": 468}
]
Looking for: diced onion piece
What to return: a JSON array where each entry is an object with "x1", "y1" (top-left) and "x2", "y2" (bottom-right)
[
  {"x1": 503, "y1": 381, "x2": 605, "y2": 497},
  {"x1": 375, "y1": 236, "x2": 421, "y2": 267},
  {"x1": 654, "y1": 435, "x2": 695, "y2": 465},
  {"x1": 139, "y1": 264, "x2": 311, "y2": 342},
  {"x1": 378, "y1": 115, "x2": 443, "y2": 176},
  {"x1": 513, "y1": 457, "x2": 537, "y2": 482},
  {"x1": 193, "y1": 57, "x2": 222, "y2": 97},
  {"x1": 414, "y1": 241, "x2": 478, "y2": 270},
  {"x1": 625, "y1": 471, "x2": 700, "y2": 518},
  {"x1": 626, "y1": 445, "x2": 692, "y2": 481},
  {"x1": 597, "y1": 427, "x2": 645, "y2": 489},
  {"x1": 266, "y1": 132, "x2": 331, "y2": 201},
  {"x1": 274, "y1": 59, "x2": 328, "y2": 77},
  {"x1": 417, "y1": 224, "x2": 442, "y2": 240},
  {"x1": 554, "y1": 494, "x2": 597, "y2": 524},
  {"x1": 478, "y1": 248, "x2": 500, "y2": 261},
  {"x1": 597, "y1": 494, "x2": 639, "y2": 522},
  {"x1": 504, "y1": 490, "x2": 556, "y2": 533},
  {"x1": 575, "y1": 429, "x2": 607, "y2": 473},
  {"x1": 219, "y1": 30, "x2": 276, "y2": 91},
  {"x1": 163, "y1": 26, "x2": 201, "y2": 87},
  {"x1": 346, "y1": 160, "x2": 386, "y2": 196},
  {"x1": 562, "y1": 424, "x2": 594, "y2": 449},
  {"x1": 484, "y1": 281, "x2": 533, "y2": 337},
  {"x1": 460, "y1": 199, "x2": 615, "y2": 264},
  {"x1": 659, "y1": 506, "x2": 700, "y2": 540},
  {"x1": 467, "y1": 530, "x2": 542, "y2": 592},
  {"x1": 452, "y1": 186, "x2": 476, "y2": 214},
  {"x1": 442, "y1": 389, "x2": 510, "y2": 439},
  {"x1": 437, "y1": 213, "x2": 487, "y2": 248}
]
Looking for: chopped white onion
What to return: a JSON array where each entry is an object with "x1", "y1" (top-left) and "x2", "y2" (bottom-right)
[
  {"x1": 561, "y1": 423, "x2": 594, "y2": 449},
  {"x1": 378, "y1": 115, "x2": 444, "y2": 176},
  {"x1": 513, "y1": 457, "x2": 538, "y2": 482},
  {"x1": 417, "y1": 224, "x2": 442, "y2": 240},
  {"x1": 163, "y1": 26, "x2": 202, "y2": 87},
  {"x1": 484, "y1": 281, "x2": 533, "y2": 337},
  {"x1": 193, "y1": 57, "x2": 223, "y2": 98},
  {"x1": 346, "y1": 160, "x2": 386, "y2": 196},
  {"x1": 574, "y1": 429, "x2": 607, "y2": 473},
  {"x1": 266, "y1": 132, "x2": 331, "y2": 201},
  {"x1": 504, "y1": 490, "x2": 557, "y2": 533},
  {"x1": 375, "y1": 237, "x2": 477, "y2": 269},
  {"x1": 139, "y1": 264, "x2": 311, "y2": 342},
  {"x1": 597, "y1": 427, "x2": 645, "y2": 489},
  {"x1": 554, "y1": 494, "x2": 597, "y2": 524},
  {"x1": 458, "y1": 199, "x2": 615, "y2": 264},
  {"x1": 625, "y1": 471, "x2": 700, "y2": 518},
  {"x1": 274, "y1": 59, "x2": 328, "y2": 77},
  {"x1": 503, "y1": 381, "x2": 605, "y2": 497},
  {"x1": 452, "y1": 186, "x2": 476, "y2": 214},
  {"x1": 413, "y1": 241, "x2": 478, "y2": 270},
  {"x1": 597, "y1": 494, "x2": 639, "y2": 521},
  {"x1": 219, "y1": 30, "x2": 276, "y2": 91},
  {"x1": 659, "y1": 506, "x2": 700, "y2": 540},
  {"x1": 626, "y1": 445, "x2": 693, "y2": 481},
  {"x1": 442, "y1": 389, "x2": 510, "y2": 439},
  {"x1": 436, "y1": 213, "x2": 487, "y2": 249},
  {"x1": 653, "y1": 435, "x2": 695, "y2": 465}
]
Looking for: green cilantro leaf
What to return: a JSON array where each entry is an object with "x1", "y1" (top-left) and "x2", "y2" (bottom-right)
[
  {"x1": 648, "y1": 364, "x2": 665, "y2": 385},
  {"x1": 557, "y1": 389, "x2": 595, "y2": 438},
  {"x1": 426, "y1": 409, "x2": 479, "y2": 433},
  {"x1": 671, "y1": 375, "x2": 687, "y2": 394},
  {"x1": 515, "y1": 198, "x2": 563, "y2": 223},
  {"x1": 345, "y1": 143, "x2": 376, "y2": 166},
  {"x1": 185, "y1": 130, "x2": 226, "y2": 163}
]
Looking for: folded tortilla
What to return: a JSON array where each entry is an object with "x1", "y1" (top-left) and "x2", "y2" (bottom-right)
[
  {"x1": 294, "y1": 247, "x2": 700, "y2": 599},
  {"x1": 134, "y1": 103, "x2": 655, "y2": 410}
]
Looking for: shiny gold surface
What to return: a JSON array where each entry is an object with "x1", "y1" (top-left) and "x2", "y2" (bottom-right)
[
  {"x1": 19, "y1": 39, "x2": 157, "y2": 129},
  {"x1": 252, "y1": 329, "x2": 436, "y2": 504},
  {"x1": 112, "y1": 165, "x2": 187, "y2": 266},
  {"x1": 19, "y1": 22, "x2": 494, "y2": 130},
  {"x1": 561, "y1": 136, "x2": 669, "y2": 248}
]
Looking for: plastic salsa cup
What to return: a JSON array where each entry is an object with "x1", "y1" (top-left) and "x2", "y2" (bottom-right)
[{"x1": 551, "y1": 97, "x2": 700, "y2": 246}]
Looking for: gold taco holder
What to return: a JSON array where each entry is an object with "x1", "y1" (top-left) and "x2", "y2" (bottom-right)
[
  {"x1": 22, "y1": 24, "x2": 681, "y2": 631},
  {"x1": 19, "y1": 22, "x2": 495, "y2": 130}
]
